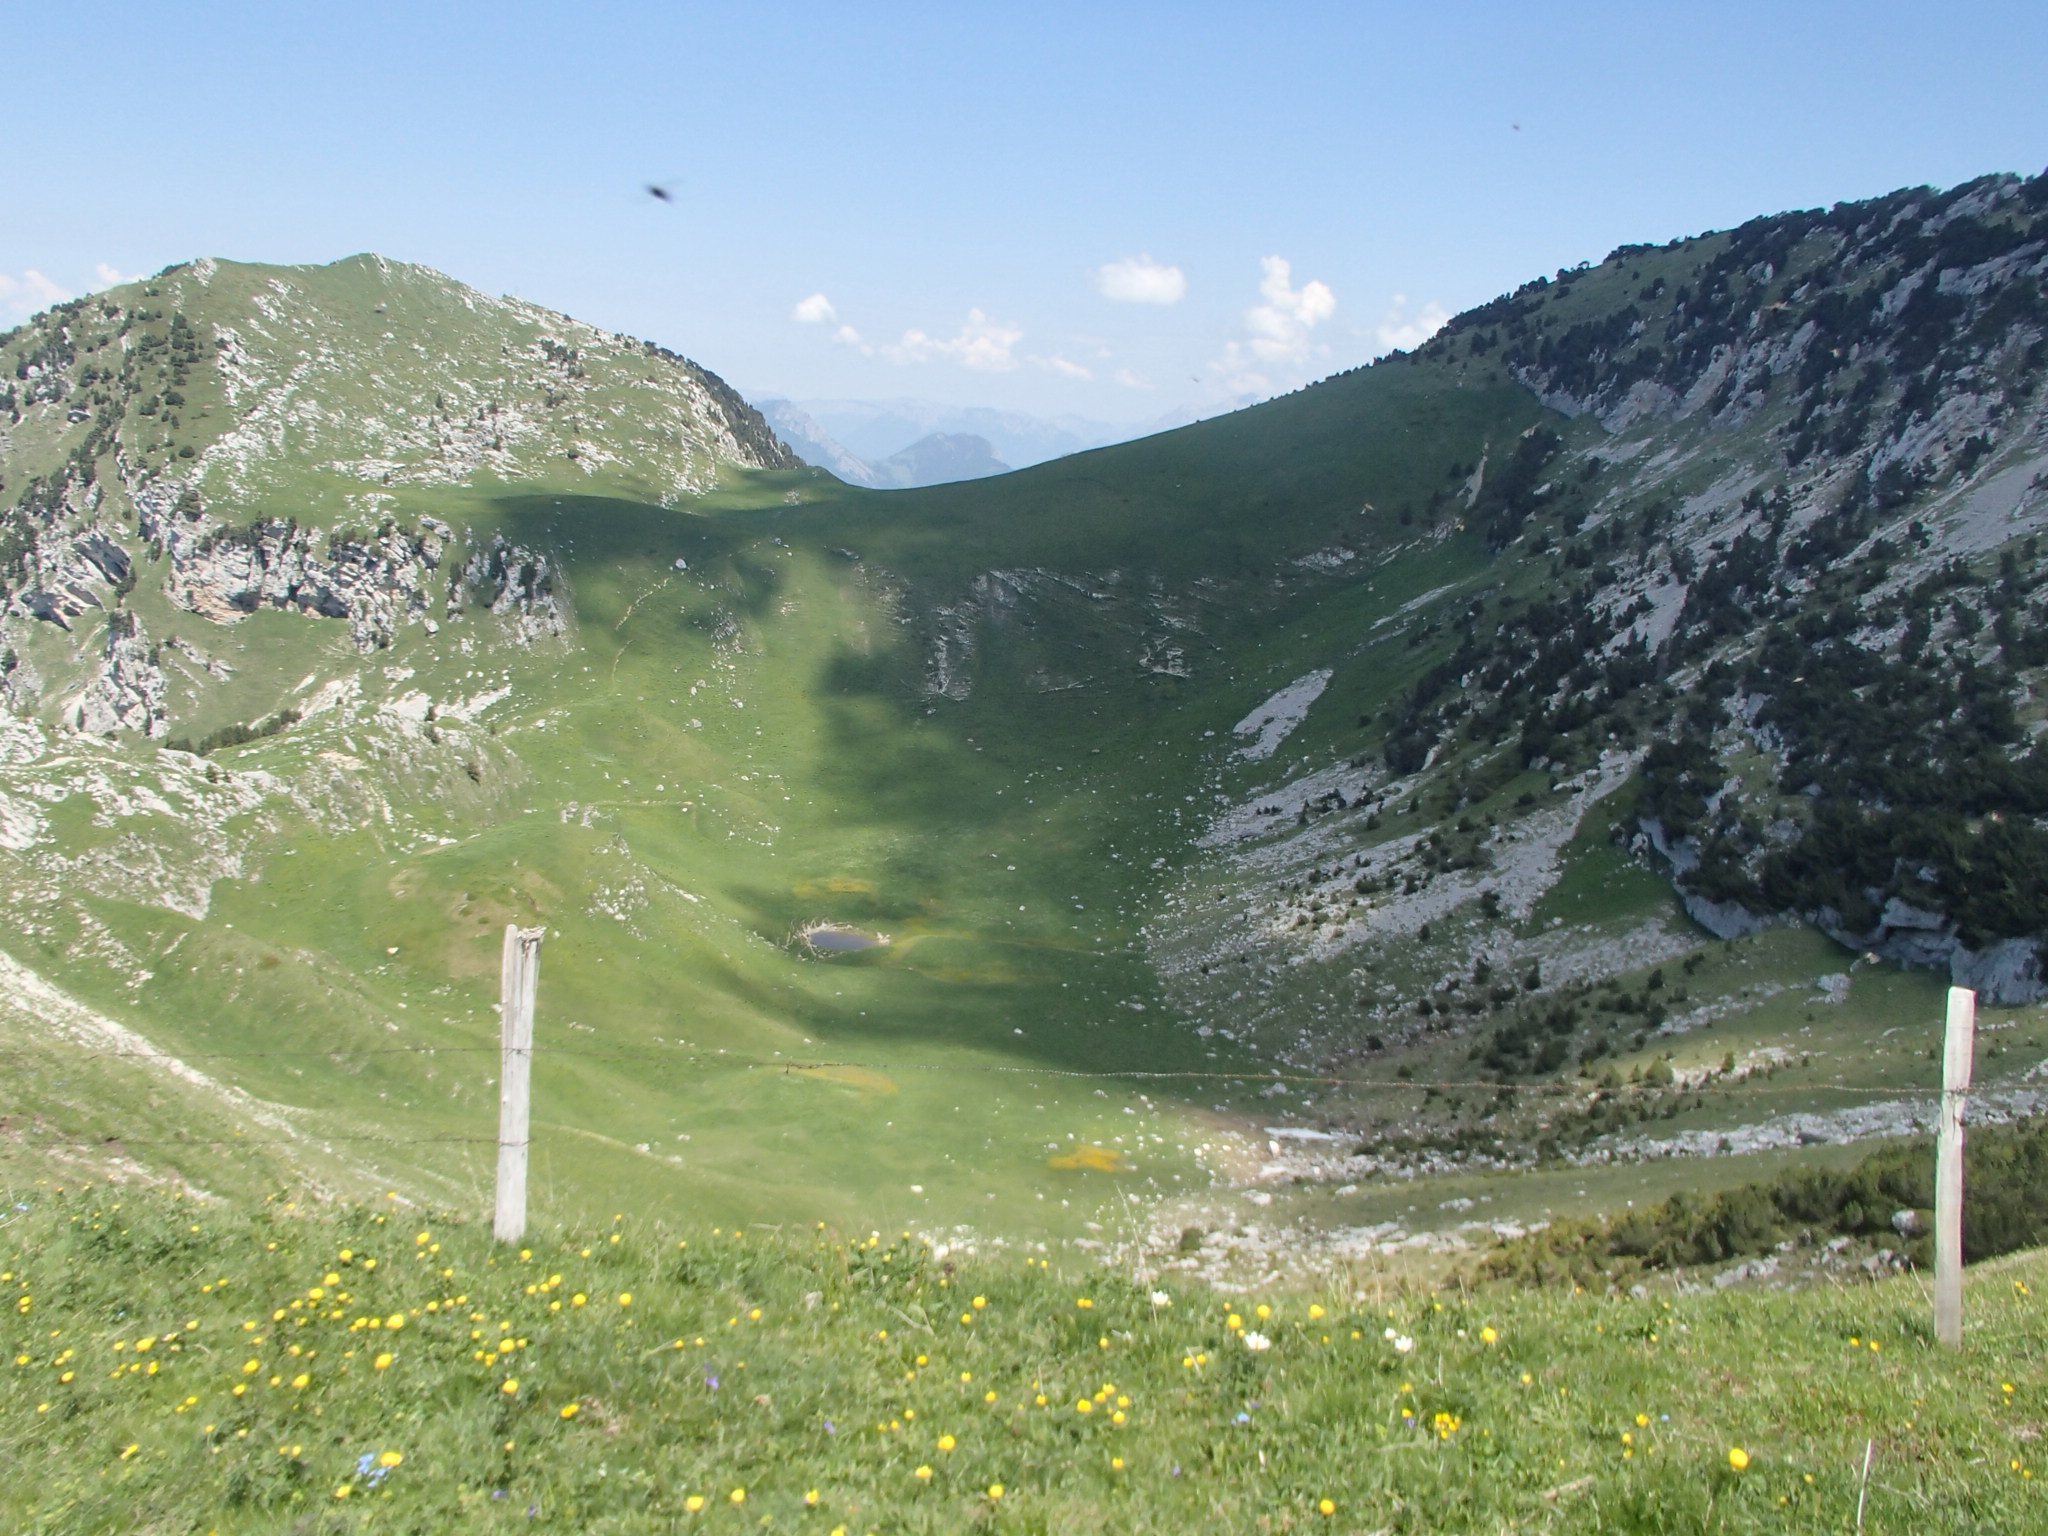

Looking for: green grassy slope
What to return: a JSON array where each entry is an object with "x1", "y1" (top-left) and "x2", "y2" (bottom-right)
[{"x1": 4, "y1": 1186, "x2": 2044, "y2": 1534}]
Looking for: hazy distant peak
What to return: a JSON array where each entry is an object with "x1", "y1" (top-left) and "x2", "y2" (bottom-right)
[
  {"x1": 755, "y1": 398, "x2": 878, "y2": 486},
  {"x1": 777, "y1": 397, "x2": 1132, "y2": 470},
  {"x1": 870, "y1": 431, "x2": 1010, "y2": 489},
  {"x1": 755, "y1": 398, "x2": 1014, "y2": 489}
]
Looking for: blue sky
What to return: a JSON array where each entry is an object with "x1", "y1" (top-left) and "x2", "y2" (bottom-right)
[{"x1": 5, "y1": 1, "x2": 2046, "y2": 423}]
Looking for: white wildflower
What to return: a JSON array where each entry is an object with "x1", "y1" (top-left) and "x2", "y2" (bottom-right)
[{"x1": 1243, "y1": 1331, "x2": 1271, "y2": 1352}]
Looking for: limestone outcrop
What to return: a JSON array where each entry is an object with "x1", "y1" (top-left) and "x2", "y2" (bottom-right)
[{"x1": 75, "y1": 611, "x2": 167, "y2": 738}]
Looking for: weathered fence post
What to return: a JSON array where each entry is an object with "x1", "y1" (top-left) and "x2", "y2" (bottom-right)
[
  {"x1": 494, "y1": 925, "x2": 545, "y2": 1244},
  {"x1": 1935, "y1": 984, "x2": 1976, "y2": 1348}
]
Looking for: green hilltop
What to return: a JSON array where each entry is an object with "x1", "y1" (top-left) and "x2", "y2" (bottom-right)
[{"x1": 3, "y1": 174, "x2": 2048, "y2": 1286}]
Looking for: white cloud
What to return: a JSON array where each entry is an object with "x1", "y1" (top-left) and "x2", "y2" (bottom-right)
[
  {"x1": 1208, "y1": 341, "x2": 1267, "y2": 396},
  {"x1": 94, "y1": 263, "x2": 142, "y2": 289},
  {"x1": 1375, "y1": 293, "x2": 1450, "y2": 354},
  {"x1": 0, "y1": 269, "x2": 72, "y2": 319},
  {"x1": 1205, "y1": 255, "x2": 1338, "y2": 397},
  {"x1": 1244, "y1": 255, "x2": 1336, "y2": 364},
  {"x1": 791, "y1": 292, "x2": 838, "y2": 324},
  {"x1": 1038, "y1": 354, "x2": 1093, "y2": 380},
  {"x1": 880, "y1": 308, "x2": 1023, "y2": 372},
  {"x1": 790, "y1": 293, "x2": 869, "y2": 350},
  {"x1": 1113, "y1": 367, "x2": 1150, "y2": 389},
  {"x1": 1096, "y1": 255, "x2": 1187, "y2": 305}
]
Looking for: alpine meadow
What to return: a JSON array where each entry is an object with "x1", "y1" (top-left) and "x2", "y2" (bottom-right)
[{"x1": 7, "y1": 172, "x2": 2048, "y2": 1532}]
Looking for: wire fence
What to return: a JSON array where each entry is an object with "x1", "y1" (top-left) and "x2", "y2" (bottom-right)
[
  {"x1": 3, "y1": 1035, "x2": 2026, "y2": 1159},
  {"x1": 1, "y1": 1132, "x2": 500, "y2": 1149},
  {"x1": 0, "y1": 1037, "x2": 1973, "y2": 1096}
]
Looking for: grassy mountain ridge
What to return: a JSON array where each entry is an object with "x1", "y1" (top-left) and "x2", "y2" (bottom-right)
[
  {"x1": 2, "y1": 177, "x2": 2047, "y2": 1274},
  {"x1": 1, "y1": 253, "x2": 792, "y2": 520}
]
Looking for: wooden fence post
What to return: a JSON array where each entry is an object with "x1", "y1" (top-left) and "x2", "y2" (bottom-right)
[
  {"x1": 1935, "y1": 984, "x2": 1976, "y2": 1348},
  {"x1": 494, "y1": 925, "x2": 545, "y2": 1244}
]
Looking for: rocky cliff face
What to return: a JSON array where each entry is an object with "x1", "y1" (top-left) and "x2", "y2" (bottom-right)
[
  {"x1": 145, "y1": 493, "x2": 455, "y2": 651},
  {"x1": 1391, "y1": 173, "x2": 2048, "y2": 1001},
  {"x1": 136, "y1": 491, "x2": 563, "y2": 655},
  {"x1": 74, "y1": 610, "x2": 166, "y2": 738},
  {"x1": 1461, "y1": 174, "x2": 2047, "y2": 457}
]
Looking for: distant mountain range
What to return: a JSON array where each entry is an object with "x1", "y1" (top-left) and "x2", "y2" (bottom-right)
[
  {"x1": 752, "y1": 400, "x2": 1011, "y2": 488},
  {"x1": 752, "y1": 395, "x2": 1221, "y2": 487}
]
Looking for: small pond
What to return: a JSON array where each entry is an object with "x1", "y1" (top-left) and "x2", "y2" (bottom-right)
[{"x1": 804, "y1": 925, "x2": 887, "y2": 952}]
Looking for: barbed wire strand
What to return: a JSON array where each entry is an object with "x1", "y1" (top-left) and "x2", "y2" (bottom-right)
[
  {"x1": 0, "y1": 1133, "x2": 497, "y2": 1149},
  {"x1": 6, "y1": 1084, "x2": 2033, "y2": 1153},
  {"x1": 0, "y1": 1037, "x2": 2005, "y2": 1097}
]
